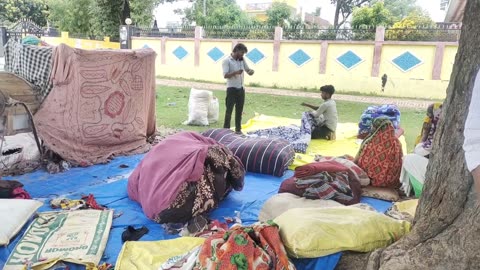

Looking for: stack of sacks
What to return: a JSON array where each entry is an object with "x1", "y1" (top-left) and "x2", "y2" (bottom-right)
[
  {"x1": 203, "y1": 128, "x2": 295, "y2": 177},
  {"x1": 274, "y1": 206, "x2": 411, "y2": 258},
  {"x1": 184, "y1": 88, "x2": 219, "y2": 126},
  {"x1": 279, "y1": 156, "x2": 370, "y2": 205},
  {"x1": 358, "y1": 104, "x2": 402, "y2": 139}
]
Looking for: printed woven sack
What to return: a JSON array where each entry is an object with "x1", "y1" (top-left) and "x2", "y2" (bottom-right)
[{"x1": 4, "y1": 209, "x2": 113, "y2": 270}]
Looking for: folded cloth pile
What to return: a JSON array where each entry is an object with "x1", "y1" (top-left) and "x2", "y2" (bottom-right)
[
  {"x1": 358, "y1": 104, "x2": 401, "y2": 139},
  {"x1": 279, "y1": 158, "x2": 363, "y2": 205}
]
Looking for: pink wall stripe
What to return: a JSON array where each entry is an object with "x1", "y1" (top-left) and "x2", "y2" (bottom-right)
[
  {"x1": 371, "y1": 26, "x2": 385, "y2": 77},
  {"x1": 371, "y1": 43, "x2": 382, "y2": 77},
  {"x1": 161, "y1": 37, "x2": 166, "y2": 65},
  {"x1": 194, "y1": 27, "x2": 202, "y2": 67},
  {"x1": 231, "y1": 40, "x2": 239, "y2": 50},
  {"x1": 272, "y1": 27, "x2": 282, "y2": 72},
  {"x1": 319, "y1": 41, "x2": 328, "y2": 74},
  {"x1": 432, "y1": 44, "x2": 445, "y2": 80}
]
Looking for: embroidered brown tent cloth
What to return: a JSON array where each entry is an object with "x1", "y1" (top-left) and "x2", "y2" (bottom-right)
[{"x1": 34, "y1": 44, "x2": 157, "y2": 165}]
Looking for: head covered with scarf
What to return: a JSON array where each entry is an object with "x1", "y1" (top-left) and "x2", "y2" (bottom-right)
[{"x1": 355, "y1": 117, "x2": 403, "y2": 188}]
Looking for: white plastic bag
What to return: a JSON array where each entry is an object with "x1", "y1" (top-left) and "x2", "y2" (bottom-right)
[
  {"x1": 184, "y1": 88, "x2": 212, "y2": 126},
  {"x1": 0, "y1": 132, "x2": 41, "y2": 175},
  {"x1": 0, "y1": 199, "x2": 43, "y2": 246},
  {"x1": 208, "y1": 96, "x2": 219, "y2": 124}
]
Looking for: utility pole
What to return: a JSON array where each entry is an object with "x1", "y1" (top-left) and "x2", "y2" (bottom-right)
[{"x1": 203, "y1": 0, "x2": 206, "y2": 16}]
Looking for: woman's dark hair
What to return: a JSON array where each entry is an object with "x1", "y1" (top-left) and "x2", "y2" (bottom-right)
[
  {"x1": 233, "y1": 43, "x2": 248, "y2": 53},
  {"x1": 320, "y1": 85, "x2": 335, "y2": 95}
]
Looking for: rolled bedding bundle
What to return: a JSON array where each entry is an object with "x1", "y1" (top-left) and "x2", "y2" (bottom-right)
[{"x1": 202, "y1": 128, "x2": 295, "y2": 177}]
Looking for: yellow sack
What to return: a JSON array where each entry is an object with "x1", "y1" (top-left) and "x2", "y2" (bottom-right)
[
  {"x1": 394, "y1": 199, "x2": 419, "y2": 217},
  {"x1": 274, "y1": 207, "x2": 411, "y2": 258},
  {"x1": 386, "y1": 199, "x2": 419, "y2": 222},
  {"x1": 115, "y1": 237, "x2": 205, "y2": 270}
]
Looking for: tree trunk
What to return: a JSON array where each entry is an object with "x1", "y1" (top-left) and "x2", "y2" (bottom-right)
[
  {"x1": 339, "y1": 0, "x2": 480, "y2": 269},
  {"x1": 121, "y1": 0, "x2": 131, "y2": 25},
  {"x1": 333, "y1": 1, "x2": 341, "y2": 29}
]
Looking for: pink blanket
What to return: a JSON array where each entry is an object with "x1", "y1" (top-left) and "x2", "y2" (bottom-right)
[
  {"x1": 128, "y1": 132, "x2": 217, "y2": 219},
  {"x1": 34, "y1": 44, "x2": 156, "y2": 165}
]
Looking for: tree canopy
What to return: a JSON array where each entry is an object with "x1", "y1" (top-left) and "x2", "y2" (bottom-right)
[
  {"x1": 385, "y1": 9, "x2": 436, "y2": 41},
  {"x1": 331, "y1": 0, "x2": 370, "y2": 28},
  {"x1": 129, "y1": 0, "x2": 162, "y2": 27},
  {"x1": 373, "y1": 0, "x2": 419, "y2": 21},
  {"x1": 47, "y1": 0, "x2": 95, "y2": 36},
  {"x1": 45, "y1": 0, "x2": 158, "y2": 39},
  {"x1": 0, "y1": 0, "x2": 49, "y2": 26},
  {"x1": 175, "y1": 0, "x2": 254, "y2": 27},
  {"x1": 266, "y1": 2, "x2": 292, "y2": 27},
  {"x1": 351, "y1": 2, "x2": 393, "y2": 28}
]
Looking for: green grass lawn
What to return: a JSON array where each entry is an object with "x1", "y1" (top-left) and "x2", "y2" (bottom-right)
[{"x1": 156, "y1": 86, "x2": 426, "y2": 152}]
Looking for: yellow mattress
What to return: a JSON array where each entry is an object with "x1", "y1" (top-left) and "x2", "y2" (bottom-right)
[{"x1": 242, "y1": 114, "x2": 408, "y2": 169}]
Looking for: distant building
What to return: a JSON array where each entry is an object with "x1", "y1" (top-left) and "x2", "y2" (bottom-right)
[
  {"x1": 242, "y1": 0, "x2": 299, "y2": 22},
  {"x1": 443, "y1": 0, "x2": 466, "y2": 22},
  {"x1": 303, "y1": 13, "x2": 331, "y2": 29},
  {"x1": 440, "y1": 0, "x2": 450, "y2": 11}
]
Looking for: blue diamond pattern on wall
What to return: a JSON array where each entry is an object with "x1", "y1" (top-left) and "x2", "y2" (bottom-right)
[
  {"x1": 336, "y1": 50, "x2": 363, "y2": 70},
  {"x1": 246, "y1": 48, "x2": 265, "y2": 64},
  {"x1": 392, "y1": 51, "x2": 422, "y2": 72},
  {"x1": 207, "y1": 47, "x2": 224, "y2": 62},
  {"x1": 289, "y1": 49, "x2": 312, "y2": 67},
  {"x1": 173, "y1": 46, "x2": 188, "y2": 60}
]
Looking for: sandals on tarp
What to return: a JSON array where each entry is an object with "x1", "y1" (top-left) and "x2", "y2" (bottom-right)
[{"x1": 122, "y1": 226, "x2": 149, "y2": 242}]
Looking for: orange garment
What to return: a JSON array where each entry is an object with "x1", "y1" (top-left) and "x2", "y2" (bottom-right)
[{"x1": 356, "y1": 118, "x2": 403, "y2": 188}]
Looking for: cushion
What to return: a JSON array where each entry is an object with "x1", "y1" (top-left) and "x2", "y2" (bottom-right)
[
  {"x1": 362, "y1": 186, "x2": 400, "y2": 202},
  {"x1": 0, "y1": 199, "x2": 43, "y2": 246},
  {"x1": 258, "y1": 193, "x2": 343, "y2": 222},
  {"x1": 203, "y1": 128, "x2": 295, "y2": 177},
  {"x1": 274, "y1": 207, "x2": 411, "y2": 258}
]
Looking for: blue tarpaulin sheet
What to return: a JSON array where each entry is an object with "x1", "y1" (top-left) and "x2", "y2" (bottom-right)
[{"x1": 0, "y1": 154, "x2": 392, "y2": 270}]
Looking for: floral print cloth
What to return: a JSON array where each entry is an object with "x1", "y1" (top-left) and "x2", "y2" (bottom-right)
[
  {"x1": 194, "y1": 222, "x2": 296, "y2": 270},
  {"x1": 247, "y1": 112, "x2": 316, "y2": 153}
]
